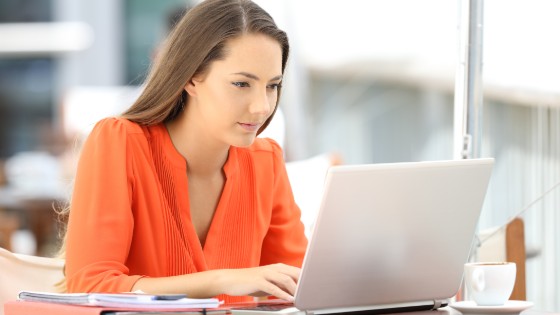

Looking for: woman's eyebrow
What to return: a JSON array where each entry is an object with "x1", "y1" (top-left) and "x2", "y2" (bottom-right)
[{"x1": 232, "y1": 72, "x2": 283, "y2": 82}]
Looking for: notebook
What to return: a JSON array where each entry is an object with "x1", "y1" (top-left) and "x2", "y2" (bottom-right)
[{"x1": 230, "y1": 158, "x2": 494, "y2": 315}]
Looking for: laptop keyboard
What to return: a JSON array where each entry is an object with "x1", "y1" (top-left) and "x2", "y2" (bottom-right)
[{"x1": 232, "y1": 302, "x2": 295, "y2": 312}]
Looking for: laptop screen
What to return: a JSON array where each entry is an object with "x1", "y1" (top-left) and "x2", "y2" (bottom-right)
[{"x1": 294, "y1": 158, "x2": 494, "y2": 313}]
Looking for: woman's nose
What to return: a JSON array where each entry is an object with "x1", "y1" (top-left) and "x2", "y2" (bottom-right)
[{"x1": 249, "y1": 90, "x2": 272, "y2": 115}]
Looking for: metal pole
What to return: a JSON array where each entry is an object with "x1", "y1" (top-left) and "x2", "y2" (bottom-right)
[
  {"x1": 453, "y1": 0, "x2": 484, "y2": 302},
  {"x1": 453, "y1": 0, "x2": 484, "y2": 160}
]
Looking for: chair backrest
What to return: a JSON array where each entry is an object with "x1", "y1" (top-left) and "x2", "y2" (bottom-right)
[
  {"x1": 0, "y1": 247, "x2": 64, "y2": 315},
  {"x1": 505, "y1": 218, "x2": 526, "y2": 300}
]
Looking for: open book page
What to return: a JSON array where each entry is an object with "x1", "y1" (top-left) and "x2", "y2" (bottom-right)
[{"x1": 17, "y1": 291, "x2": 221, "y2": 309}]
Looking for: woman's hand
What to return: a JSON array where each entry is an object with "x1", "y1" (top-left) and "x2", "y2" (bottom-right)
[
  {"x1": 132, "y1": 263, "x2": 302, "y2": 302},
  {"x1": 217, "y1": 263, "x2": 301, "y2": 301}
]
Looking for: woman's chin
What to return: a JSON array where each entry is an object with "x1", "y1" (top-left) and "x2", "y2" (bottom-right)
[{"x1": 230, "y1": 134, "x2": 258, "y2": 148}]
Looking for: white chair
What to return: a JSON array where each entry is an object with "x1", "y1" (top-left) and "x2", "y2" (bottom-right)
[
  {"x1": 0, "y1": 247, "x2": 64, "y2": 315},
  {"x1": 285, "y1": 153, "x2": 341, "y2": 239}
]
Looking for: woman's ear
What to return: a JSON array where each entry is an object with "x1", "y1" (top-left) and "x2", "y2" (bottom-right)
[
  {"x1": 184, "y1": 79, "x2": 197, "y2": 96},
  {"x1": 184, "y1": 75, "x2": 203, "y2": 96}
]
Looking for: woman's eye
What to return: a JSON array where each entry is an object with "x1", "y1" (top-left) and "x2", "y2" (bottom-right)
[
  {"x1": 267, "y1": 83, "x2": 282, "y2": 90},
  {"x1": 232, "y1": 81, "x2": 250, "y2": 88}
]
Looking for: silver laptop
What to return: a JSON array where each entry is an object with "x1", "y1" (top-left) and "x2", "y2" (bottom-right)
[{"x1": 231, "y1": 158, "x2": 494, "y2": 315}]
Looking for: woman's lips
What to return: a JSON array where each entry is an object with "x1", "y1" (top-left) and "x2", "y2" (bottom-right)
[{"x1": 238, "y1": 122, "x2": 261, "y2": 132}]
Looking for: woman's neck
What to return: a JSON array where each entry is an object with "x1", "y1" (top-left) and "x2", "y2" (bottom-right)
[{"x1": 165, "y1": 111, "x2": 229, "y2": 177}]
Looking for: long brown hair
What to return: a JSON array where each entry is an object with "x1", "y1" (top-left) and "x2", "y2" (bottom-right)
[{"x1": 121, "y1": 0, "x2": 290, "y2": 135}]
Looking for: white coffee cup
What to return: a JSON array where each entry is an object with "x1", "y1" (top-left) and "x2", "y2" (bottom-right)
[{"x1": 464, "y1": 262, "x2": 516, "y2": 306}]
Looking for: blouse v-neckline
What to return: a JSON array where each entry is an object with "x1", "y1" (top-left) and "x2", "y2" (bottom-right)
[{"x1": 153, "y1": 123, "x2": 239, "y2": 269}]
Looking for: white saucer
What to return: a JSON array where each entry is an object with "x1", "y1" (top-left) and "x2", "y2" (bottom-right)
[{"x1": 449, "y1": 300, "x2": 534, "y2": 315}]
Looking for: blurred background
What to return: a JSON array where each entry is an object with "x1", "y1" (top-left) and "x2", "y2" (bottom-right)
[{"x1": 0, "y1": 0, "x2": 558, "y2": 311}]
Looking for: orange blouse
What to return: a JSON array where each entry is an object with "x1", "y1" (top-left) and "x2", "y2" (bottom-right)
[{"x1": 65, "y1": 118, "x2": 308, "y2": 303}]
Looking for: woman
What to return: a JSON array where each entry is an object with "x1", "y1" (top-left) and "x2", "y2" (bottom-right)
[{"x1": 61, "y1": 0, "x2": 308, "y2": 303}]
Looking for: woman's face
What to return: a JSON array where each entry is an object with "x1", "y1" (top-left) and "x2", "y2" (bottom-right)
[{"x1": 184, "y1": 33, "x2": 283, "y2": 148}]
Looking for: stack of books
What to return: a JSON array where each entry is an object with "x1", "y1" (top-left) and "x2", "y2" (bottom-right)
[{"x1": 4, "y1": 291, "x2": 225, "y2": 315}]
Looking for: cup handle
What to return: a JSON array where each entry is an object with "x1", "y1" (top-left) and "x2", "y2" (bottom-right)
[{"x1": 471, "y1": 268, "x2": 486, "y2": 292}]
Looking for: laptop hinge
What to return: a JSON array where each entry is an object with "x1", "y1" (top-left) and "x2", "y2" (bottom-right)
[{"x1": 310, "y1": 300, "x2": 446, "y2": 315}]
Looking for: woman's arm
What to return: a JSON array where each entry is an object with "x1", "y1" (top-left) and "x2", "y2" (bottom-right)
[
  {"x1": 65, "y1": 118, "x2": 141, "y2": 293},
  {"x1": 132, "y1": 263, "x2": 300, "y2": 301}
]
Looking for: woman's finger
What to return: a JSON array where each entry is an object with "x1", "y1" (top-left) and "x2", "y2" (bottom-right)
[
  {"x1": 266, "y1": 272, "x2": 298, "y2": 295},
  {"x1": 259, "y1": 279, "x2": 294, "y2": 302}
]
